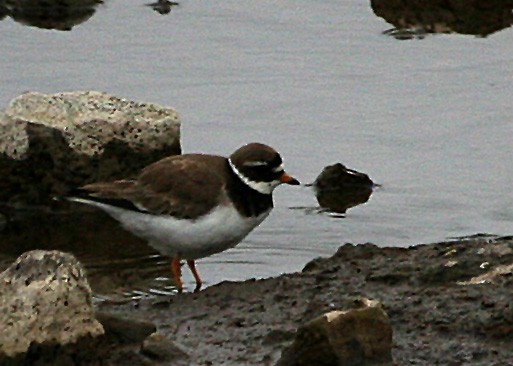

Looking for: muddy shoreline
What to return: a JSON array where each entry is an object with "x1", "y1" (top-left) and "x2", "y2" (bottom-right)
[{"x1": 74, "y1": 234, "x2": 513, "y2": 365}]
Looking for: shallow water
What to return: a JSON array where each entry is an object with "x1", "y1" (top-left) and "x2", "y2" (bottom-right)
[{"x1": 1, "y1": 0, "x2": 512, "y2": 292}]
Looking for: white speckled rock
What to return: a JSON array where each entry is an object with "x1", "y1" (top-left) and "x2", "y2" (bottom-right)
[
  {"x1": 0, "y1": 250, "x2": 104, "y2": 358},
  {"x1": 3, "y1": 91, "x2": 180, "y2": 159},
  {"x1": 0, "y1": 91, "x2": 181, "y2": 204}
]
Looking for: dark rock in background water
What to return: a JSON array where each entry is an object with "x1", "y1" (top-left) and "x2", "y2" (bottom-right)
[
  {"x1": 145, "y1": 0, "x2": 179, "y2": 15},
  {"x1": 371, "y1": 0, "x2": 513, "y2": 38},
  {"x1": 311, "y1": 163, "x2": 375, "y2": 214},
  {"x1": 1, "y1": 0, "x2": 103, "y2": 31}
]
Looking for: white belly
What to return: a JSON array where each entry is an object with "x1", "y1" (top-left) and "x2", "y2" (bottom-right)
[{"x1": 72, "y1": 198, "x2": 271, "y2": 259}]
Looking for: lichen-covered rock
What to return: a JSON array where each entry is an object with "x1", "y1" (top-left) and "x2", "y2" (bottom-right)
[
  {"x1": 3, "y1": 91, "x2": 180, "y2": 158},
  {"x1": 0, "y1": 91, "x2": 181, "y2": 204},
  {"x1": 0, "y1": 250, "x2": 104, "y2": 358},
  {"x1": 276, "y1": 299, "x2": 393, "y2": 366}
]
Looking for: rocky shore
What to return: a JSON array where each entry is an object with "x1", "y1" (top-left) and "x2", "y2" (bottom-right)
[
  {"x1": 2, "y1": 235, "x2": 513, "y2": 365},
  {"x1": 109, "y1": 234, "x2": 513, "y2": 365},
  {"x1": 1, "y1": 92, "x2": 512, "y2": 364}
]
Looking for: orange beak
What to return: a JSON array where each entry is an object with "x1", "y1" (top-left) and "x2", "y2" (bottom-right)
[{"x1": 280, "y1": 172, "x2": 300, "y2": 185}]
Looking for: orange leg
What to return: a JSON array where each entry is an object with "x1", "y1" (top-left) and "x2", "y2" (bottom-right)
[
  {"x1": 187, "y1": 259, "x2": 202, "y2": 292},
  {"x1": 171, "y1": 257, "x2": 183, "y2": 293}
]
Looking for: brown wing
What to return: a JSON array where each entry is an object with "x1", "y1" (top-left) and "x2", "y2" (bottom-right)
[{"x1": 77, "y1": 155, "x2": 227, "y2": 219}]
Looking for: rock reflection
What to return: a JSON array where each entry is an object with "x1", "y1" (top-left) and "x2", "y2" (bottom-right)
[
  {"x1": 0, "y1": 0, "x2": 103, "y2": 31},
  {"x1": 0, "y1": 3, "x2": 8, "y2": 20},
  {"x1": 0, "y1": 203, "x2": 176, "y2": 299},
  {"x1": 371, "y1": 0, "x2": 513, "y2": 38},
  {"x1": 311, "y1": 163, "x2": 376, "y2": 214}
]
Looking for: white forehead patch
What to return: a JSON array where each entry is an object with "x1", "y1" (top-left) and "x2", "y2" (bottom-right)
[
  {"x1": 229, "y1": 159, "x2": 281, "y2": 195},
  {"x1": 272, "y1": 163, "x2": 284, "y2": 173}
]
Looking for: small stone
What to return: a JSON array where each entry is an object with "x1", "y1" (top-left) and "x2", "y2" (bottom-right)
[
  {"x1": 141, "y1": 332, "x2": 190, "y2": 364},
  {"x1": 96, "y1": 312, "x2": 156, "y2": 343},
  {"x1": 276, "y1": 298, "x2": 393, "y2": 366}
]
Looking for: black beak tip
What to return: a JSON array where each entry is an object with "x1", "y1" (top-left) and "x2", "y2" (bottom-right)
[{"x1": 289, "y1": 177, "x2": 300, "y2": 185}]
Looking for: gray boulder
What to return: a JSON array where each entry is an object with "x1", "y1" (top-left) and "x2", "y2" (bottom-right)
[{"x1": 0, "y1": 91, "x2": 181, "y2": 205}]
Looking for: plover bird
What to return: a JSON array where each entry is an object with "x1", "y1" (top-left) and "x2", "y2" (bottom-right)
[{"x1": 67, "y1": 143, "x2": 299, "y2": 292}]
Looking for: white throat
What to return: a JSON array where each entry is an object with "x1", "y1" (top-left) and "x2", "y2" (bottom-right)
[{"x1": 228, "y1": 158, "x2": 280, "y2": 195}]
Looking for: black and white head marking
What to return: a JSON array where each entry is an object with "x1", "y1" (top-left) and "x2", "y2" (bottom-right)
[{"x1": 228, "y1": 158, "x2": 282, "y2": 194}]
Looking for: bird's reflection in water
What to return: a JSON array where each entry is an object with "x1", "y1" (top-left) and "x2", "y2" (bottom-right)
[{"x1": 0, "y1": 204, "x2": 176, "y2": 302}]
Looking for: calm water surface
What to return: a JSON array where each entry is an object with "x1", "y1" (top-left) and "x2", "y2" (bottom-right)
[{"x1": 1, "y1": 0, "x2": 512, "y2": 291}]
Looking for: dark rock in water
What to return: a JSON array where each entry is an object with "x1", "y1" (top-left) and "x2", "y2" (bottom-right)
[
  {"x1": 312, "y1": 163, "x2": 375, "y2": 213},
  {"x1": 3, "y1": 0, "x2": 103, "y2": 31},
  {"x1": 314, "y1": 163, "x2": 374, "y2": 190},
  {"x1": 371, "y1": 0, "x2": 513, "y2": 38},
  {"x1": 276, "y1": 298, "x2": 393, "y2": 366}
]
